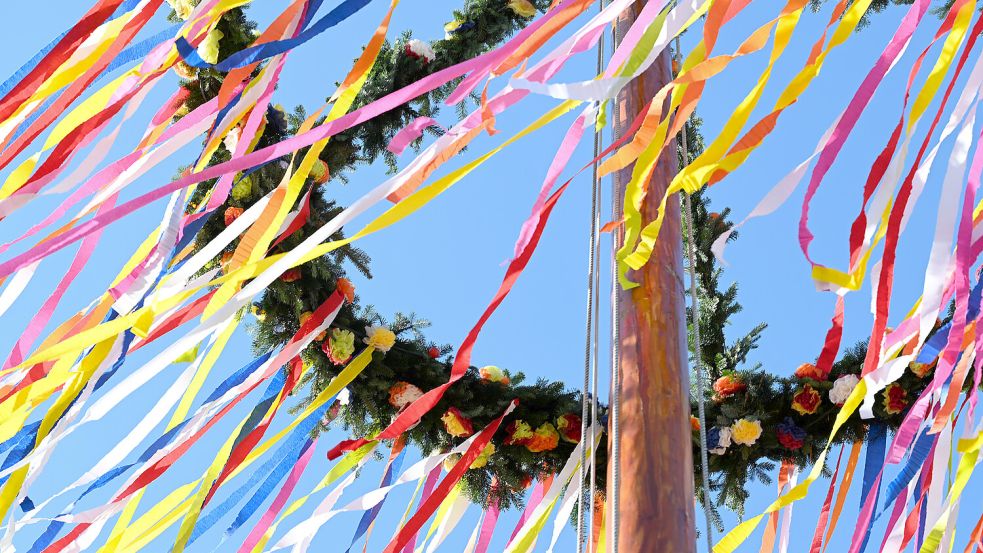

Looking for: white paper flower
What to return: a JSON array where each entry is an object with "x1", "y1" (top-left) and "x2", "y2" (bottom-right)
[
  {"x1": 404, "y1": 39, "x2": 435, "y2": 62},
  {"x1": 829, "y1": 374, "x2": 860, "y2": 406},
  {"x1": 709, "y1": 426, "x2": 732, "y2": 455}
]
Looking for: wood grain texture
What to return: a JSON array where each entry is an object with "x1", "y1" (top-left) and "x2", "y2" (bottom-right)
[{"x1": 606, "y1": 2, "x2": 697, "y2": 550}]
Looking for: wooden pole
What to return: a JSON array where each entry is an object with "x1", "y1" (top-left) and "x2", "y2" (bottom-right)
[{"x1": 607, "y1": 1, "x2": 697, "y2": 551}]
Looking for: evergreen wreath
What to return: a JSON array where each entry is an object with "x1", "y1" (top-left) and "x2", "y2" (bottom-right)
[{"x1": 172, "y1": 0, "x2": 977, "y2": 517}]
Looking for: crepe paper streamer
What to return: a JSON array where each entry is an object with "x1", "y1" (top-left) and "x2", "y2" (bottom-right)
[
  {"x1": 808, "y1": 446, "x2": 846, "y2": 553},
  {"x1": 0, "y1": 0, "x2": 127, "y2": 127},
  {"x1": 919, "y1": 426, "x2": 983, "y2": 552},
  {"x1": 545, "y1": 431, "x2": 603, "y2": 553},
  {"x1": 777, "y1": 466, "x2": 799, "y2": 553},
  {"x1": 620, "y1": 0, "x2": 879, "y2": 289},
  {"x1": 502, "y1": 425, "x2": 602, "y2": 553},
  {"x1": 237, "y1": 438, "x2": 317, "y2": 553},
  {"x1": 329, "y1": 126, "x2": 578, "y2": 459},
  {"x1": 417, "y1": 484, "x2": 469, "y2": 553},
  {"x1": 473, "y1": 497, "x2": 501, "y2": 553},
  {"x1": 761, "y1": 460, "x2": 794, "y2": 553},
  {"x1": 0, "y1": 0, "x2": 588, "y2": 282},
  {"x1": 345, "y1": 436, "x2": 407, "y2": 553},
  {"x1": 848, "y1": 422, "x2": 887, "y2": 553},
  {"x1": 879, "y1": 475, "x2": 915, "y2": 553},
  {"x1": 269, "y1": 405, "x2": 516, "y2": 553},
  {"x1": 381, "y1": 402, "x2": 517, "y2": 553},
  {"x1": 508, "y1": 480, "x2": 548, "y2": 545},
  {"x1": 205, "y1": 0, "x2": 398, "y2": 321},
  {"x1": 387, "y1": 117, "x2": 444, "y2": 156},
  {"x1": 713, "y1": 379, "x2": 870, "y2": 553},
  {"x1": 963, "y1": 511, "x2": 983, "y2": 552},
  {"x1": 176, "y1": 0, "x2": 373, "y2": 71},
  {"x1": 400, "y1": 466, "x2": 441, "y2": 553}
]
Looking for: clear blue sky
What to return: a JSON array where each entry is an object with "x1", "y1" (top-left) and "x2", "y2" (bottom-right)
[{"x1": 0, "y1": 1, "x2": 980, "y2": 551}]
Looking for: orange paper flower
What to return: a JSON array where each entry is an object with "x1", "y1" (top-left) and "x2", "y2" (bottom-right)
[
  {"x1": 791, "y1": 384, "x2": 822, "y2": 415},
  {"x1": 690, "y1": 415, "x2": 701, "y2": 432},
  {"x1": 794, "y1": 362, "x2": 825, "y2": 381},
  {"x1": 713, "y1": 374, "x2": 746, "y2": 400},
  {"x1": 883, "y1": 383, "x2": 908, "y2": 415},
  {"x1": 479, "y1": 365, "x2": 510, "y2": 385},
  {"x1": 336, "y1": 278, "x2": 355, "y2": 302},
  {"x1": 223, "y1": 206, "x2": 244, "y2": 226},
  {"x1": 909, "y1": 358, "x2": 936, "y2": 378},
  {"x1": 441, "y1": 407, "x2": 474, "y2": 438},
  {"x1": 280, "y1": 268, "x2": 301, "y2": 283},
  {"x1": 389, "y1": 382, "x2": 424, "y2": 411},
  {"x1": 525, "y1": 423, "x2": 560, "y2": 453}
]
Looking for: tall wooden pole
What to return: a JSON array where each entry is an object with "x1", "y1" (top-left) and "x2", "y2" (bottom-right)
[{"x1": 606, "y1": 1, "x2": 697, "y2": 551}]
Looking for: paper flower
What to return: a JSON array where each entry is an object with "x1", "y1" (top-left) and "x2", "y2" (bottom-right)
[
  {"x1": 507, "y1": 0, "x2": 538, "y2": 18},
  {"x1": 197, "y1": 28, "x2": 224, "y2": 64},
  {"x1": 404, "y1": 39, "x2": 435, "y2": 63},
  {"x1": 322, "y1": 328, "x2": 355, "y2": 365},
  {"x1": 280, "y1": 268, "x2": 301, "y2": 283},
  {"x1": 427, "y1": 346, "x2": 441, "y2": 359},
  {"x1": 223, "y1": 206, "x2": 244, "y2": 226},
  {"x1": 556, "y1": 414, "x2": 581, "y2": 444},
  {"x1": 174, "y1": 102, "x2": 190, "y2": 118},
  {"x1": 220, "y1": 251, "x2": 233, "y2": 269},
  {"x1": 791, "y1": 384, "x2": 822, "y2": 415},
  {"x1": 443, "y1": 453, "x2": 462, "y2": 472},
  {"x1": 707, "y1": 426, "x2": 732, "y2": 455},
  {"x1": 167, "y1": 0, "x2": 196, "y2": 20},
  {"x1": 713, "y1": 374, "x2": 746, "y2": 400},
  {"x1": 268, "y1": 104, "x2": 288, "y2": 133},
  {"x1": 443, "y1": 19, "x2": 475, "y2": 39},
  {"x1": 730, "y1": 418, "x2": 762, "y2": 446},
  {"x1": 388, "y1": 381, "x2": 424, "y2": 411},
  {"x1": 441, "y1": 407, "x2": 474, "y2": 438},
  {"x1": 882, "y1": 383, "x2": 908, "y2": 415},
  {"x1": 335, "y1": 278, "x2": 355, "y2": 303},
  {"x1": 310, "y1": 159, "x2": 329, "y2": 185},
  {"x1": 231, "y1": 175, "x2": 253, "y2": 202},
  {"x1": 174, "y1": 61, "x2": 196, "y2": 79},
  {"x1": 829, "y1": 374, "x2": 860, "y2": 406},
  {"x1": 794, "y1": 362, "x2": 825, "y2": 381},
  {"x1": 223, "y1": 125, "x2": 241, "y2": 153},
  {"x1": 504, "y1": 420, "x2": 533, "y2": 446},
  {"x1": 364, "y1": 325, "x2": 396, "y2": 352},
  {"x1": 909, "y1": 359, "x2": 935, "y2": 378},
  {"x1": 776, "y1": 417, "x2": 806, "y2": 450},
  {"x1": 479, "y1": 365, "x2": 510, "y2": 385},
  {"x1": 469, "y1": 443, "x2": 496, "y2": 469},
  {"x1": 690, "y1": 415, "x2": 701, "y2": 432},
  {"x1": 525, "y1": 423, "x2": 560, "y2": 453},
  {"x1": 251, "y1": 305, "x2": 265, "y2": 322}
]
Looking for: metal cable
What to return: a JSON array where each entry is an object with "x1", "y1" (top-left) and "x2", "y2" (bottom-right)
[
  {"x1": 610, "y1": 14, "x2": 625, "y2": 553},
  {"x1": 676, "y1": 35, "x2": 715, "y2": 553},
  {"x1": 577, "y1": 0, "x2": 606, "y2": 550}
]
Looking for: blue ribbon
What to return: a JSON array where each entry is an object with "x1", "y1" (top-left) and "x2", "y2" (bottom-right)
[
  {"x1": 175, "y1": 0, "x2": 375, "y2": 71},
  {"x1": 857, "y1": 422, "x2": 887, "y2": 552},
  {"x1": 345, "y1": 444, "x2": 407, "y2": 552}
]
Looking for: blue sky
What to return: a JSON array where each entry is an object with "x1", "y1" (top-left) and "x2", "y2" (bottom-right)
[{"x1": 0, "y1": 0, "x2": 980, "y2": 551}]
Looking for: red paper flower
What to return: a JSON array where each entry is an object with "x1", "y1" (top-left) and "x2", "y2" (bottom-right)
[
  {"x1": 281, "y1": 268, "x2": 302, "y2": 283},
  {"x1": 791, "y1": 384, "x2": 822, "y2": 415},
  {"x1": 713, "y1": 374, "x2": 746, "y2": 400},
  {"x1": 441, "y1": 407, "x2": 474, "y2": 438},
  {"x1": 794, "y1": 362, "x2": 825, "y2": 381},
  {"x1": 335, "y1": 278, "x2": 355, "y2": 303},
  {"x1": 504, "y1": 420, "x2": 534, "y2": 446},
  {"x1": 224, "y1": 206, "x2": 244, "y2": 226},
  {"x1": 776, "y1": 417, "x2": 806, "y2": 450},
  {"x1": 883, "y1": 383, "x2": 908, "y2": 415},
  {"x1": 556, "y1": 414, "x2": 581, "y2": 444},
  {"x1": 427, "y1": 346, "x2": 441, "y2": 359}
]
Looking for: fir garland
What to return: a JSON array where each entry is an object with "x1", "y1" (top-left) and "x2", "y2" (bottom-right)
[{"x1": 170, "y1": 0, "x2": 978, "y2": 515}]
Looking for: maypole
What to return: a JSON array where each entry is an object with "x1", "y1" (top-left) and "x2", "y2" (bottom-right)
[{"x1": 607, "y1": 1, "x2": 697, "y2": 551}]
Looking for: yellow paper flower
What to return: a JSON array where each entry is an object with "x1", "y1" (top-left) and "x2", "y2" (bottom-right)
[
  {"x1": 251, "y1": 305, "x2": 265, "y2": 322},
  {"x1": 730, "y1": 418, "x2": 762, "y2": 446},
  {"x1": 507, "y1": 0, "x2": 537, "y2": 18},
  {"x1": 197, "y1": 28, "x2": 224, "y2": 64},
  {"x1": 469, "y1": 443, "x2": 496, "y2": 469},
  {"x1": 441, "y1": 407, "x2": 474, "y2": 437},
  {"x1": 167, "y1": 0, "x2": 197, "y2": 20},
  {"x1": 444, "y1": 20, "x2": 463, "y2": 39},
  {"x1": 364, "y1": 325, "x2": 396, "y2": 352},
  {"x1": 443, "y1": 453, "x2": 462, "y2": 472},
  {"x1": 505, "y1": 420, "x2": 533, "y2": 446},
  {"x1": 479, "y1": 365, "x2": 510, "y2": 385}
]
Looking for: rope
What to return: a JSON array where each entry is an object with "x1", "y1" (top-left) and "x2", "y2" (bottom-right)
[
  {"x1": 577, "y1": 0, "x2": 606, "y2": 550},
  {"x1": 610, "y1": 13, "x2": 626, "y2": 551},
  {"x1": 676, "y1": 36, "x2": 715, "y2": 553}
]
